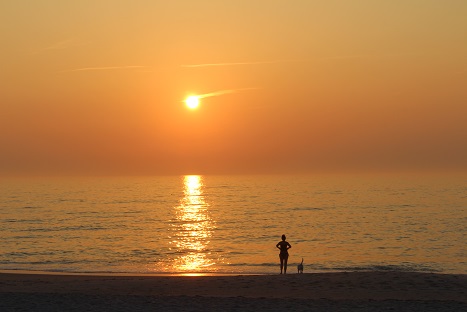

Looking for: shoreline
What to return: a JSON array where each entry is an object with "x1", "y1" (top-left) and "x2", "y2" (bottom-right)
[
  {"x1": 0, "y1": 269, "x2": 260, "y2": 277},
  {"x1": 1, "y1": 268, "x2": 460, "y2": 277},
  {"x1": 1, "y1": 271, "x2": 466, "y2": 311}
]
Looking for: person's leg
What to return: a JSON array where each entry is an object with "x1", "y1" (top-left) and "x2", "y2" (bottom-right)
[
  {"x1": 284, "y1": 256, "x2": 288, "y2": 274},
  {"x1": 279, "y1": 256, "x2": 284, "y2": 274}
]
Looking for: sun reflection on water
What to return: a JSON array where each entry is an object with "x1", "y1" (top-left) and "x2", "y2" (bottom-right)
[{"x1": 169, "y1": 175, "x2": 217, "y2": 272}]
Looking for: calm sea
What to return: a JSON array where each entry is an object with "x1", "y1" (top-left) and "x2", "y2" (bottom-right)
[{"x1": 1, "y1": 174, "x2": 466, "y2": 274}]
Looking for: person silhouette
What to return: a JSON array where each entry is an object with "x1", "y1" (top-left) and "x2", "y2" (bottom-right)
[{"x1": 276, "y1": 234, "x2": 292, "y2": 274}]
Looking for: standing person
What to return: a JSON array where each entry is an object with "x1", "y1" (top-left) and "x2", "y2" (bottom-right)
[{"x1": 276, "y1": 234, "x2": 292, "y2": 274}]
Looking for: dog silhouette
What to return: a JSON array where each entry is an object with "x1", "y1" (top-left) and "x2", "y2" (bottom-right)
[{"x1": 297, "y1": 258, "x2": 304, "y2": 273}]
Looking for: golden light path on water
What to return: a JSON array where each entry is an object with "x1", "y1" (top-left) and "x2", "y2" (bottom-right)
[{"x1": 169, "y1": 175, "x2": 217, "y2": 272}]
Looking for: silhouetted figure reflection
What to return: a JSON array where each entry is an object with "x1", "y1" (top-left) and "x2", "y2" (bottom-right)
[{"x1": 276, "y1": 234, "x2": 291, "y2": 274}]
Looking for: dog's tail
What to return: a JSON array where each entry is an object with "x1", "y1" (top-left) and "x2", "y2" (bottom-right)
[{"x1": 300, "y1": 258, "x2": 303, "y2": 265}]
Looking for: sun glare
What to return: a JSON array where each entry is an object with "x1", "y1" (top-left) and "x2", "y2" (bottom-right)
[{"x1": 185, "y1": 95, "x2": 200, "y2": 109}]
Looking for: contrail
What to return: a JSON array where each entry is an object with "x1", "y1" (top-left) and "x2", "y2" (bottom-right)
[
  {"x1": 31, "y1": 38, "x2": 90, "y2": 55},
  {"x1": 196, "y1": 87, "x2": 259, "y2": 99},
  {"x1": 41, "y1": 39, "x2": 75, "y2": 52},
  {"x1": 181, "y1": 60, "x2": 304, "y2": 68},
  {"x1": 182, "y1": 53, "x2": 417, "y2": 68},
  {"x1": 58, "y1": 66, "x2": 148, "y2": 73}
]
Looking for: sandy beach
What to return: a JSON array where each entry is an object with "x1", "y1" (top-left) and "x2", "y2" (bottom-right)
[{"x1": 1, "y1": 271, "x2": 465, "y2": 311}]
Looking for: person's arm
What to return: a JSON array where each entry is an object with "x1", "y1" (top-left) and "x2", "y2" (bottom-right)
[
  {"x1": 287, "y1": 242, "x2": 291, "y2": 249},
  {"x1": 276, "y1": 242, "x2": 281, "y2": 249}
]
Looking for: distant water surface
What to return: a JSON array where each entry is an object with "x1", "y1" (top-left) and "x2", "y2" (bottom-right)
[{"x1": 1, "y1": 174, "x2": 466, "y2": 274}]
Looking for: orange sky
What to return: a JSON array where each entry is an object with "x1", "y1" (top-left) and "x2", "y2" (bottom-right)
[{"x1": 1, "y1": 1, "x2": 466, "y2": 175}]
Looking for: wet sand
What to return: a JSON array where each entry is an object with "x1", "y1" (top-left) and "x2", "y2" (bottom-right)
[{"x1": 1, "y1": 271, "x2": 466, "y2": 311}]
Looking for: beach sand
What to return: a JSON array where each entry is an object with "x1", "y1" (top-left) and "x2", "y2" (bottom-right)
[{"x1": 1, "y1": 271, "x2": 466, "y2": 311}]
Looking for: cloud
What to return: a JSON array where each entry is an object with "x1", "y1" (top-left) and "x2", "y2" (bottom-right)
[
  {"x1": 58, "y1": 66, "x2": 148, "y2": 73},
  {"x1": 197, "y1": 87, "x2": 259, "y2": 99},
  {"x1": 181, "y1": 60, "x2": 304, "y2": 68},
  {"x1": 319, "y1": 53, "x2": 417, "y2": 61},
  {"x1": 32, "y1": 39, "x2": 90, "y2": 55},
  {"x1": 182, "y1": 88, "x2": 259, "y2": 103},
  {"x1": 181, "y1": 53, "x2": 417, "y2": 68}
]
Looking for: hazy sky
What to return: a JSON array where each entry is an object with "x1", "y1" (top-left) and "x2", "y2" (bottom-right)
[{"x1": 1, "y1": 1, "x2": 466, "y2": 175}]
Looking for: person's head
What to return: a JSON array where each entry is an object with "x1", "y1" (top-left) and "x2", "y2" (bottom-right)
[{"x1": 281, "y1": 234, "x2": 286, "y2": 241}]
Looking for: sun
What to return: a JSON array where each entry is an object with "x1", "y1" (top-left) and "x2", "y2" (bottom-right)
[{"x1": 185, "y1": 95, "x2": 200, "y2": 109}]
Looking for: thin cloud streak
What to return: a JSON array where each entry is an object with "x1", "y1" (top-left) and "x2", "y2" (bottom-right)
[
  {"x1": 319, "y1": 52, "x2": 418, "y2": 61},
  {"x1": 197, "y1": 87, "x2": 259, "y2": 99},
  {"x1": 182, "y1": 53, "x2": 418, "y2": 68},
  {"x1": 181, "y1": 60, "x2": 304, "y2": 68},
  {"x1": 59, "y1": 66, "x2": 148, "y2": 73},
  {"x1": 32, "y1": 39, "x2": 90, "y2": 55}
]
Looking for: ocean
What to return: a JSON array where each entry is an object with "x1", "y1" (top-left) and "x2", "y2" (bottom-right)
[{"x1": 1, "y1": 174, "x2": 466, "y2": 274}]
